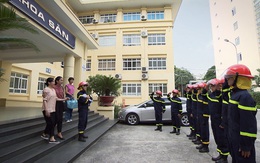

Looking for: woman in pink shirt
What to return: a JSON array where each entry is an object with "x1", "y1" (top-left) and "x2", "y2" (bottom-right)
[
  {"x1": 65, "y1": 77, "x2": 75, "y2": 122},
  {"x1": 41, "y1": 77, "x2": 68, "y2": 143}
]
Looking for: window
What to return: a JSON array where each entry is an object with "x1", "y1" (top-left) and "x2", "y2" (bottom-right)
[
  {"x1": 123, "y1": 58, "x2": 141, "y2": 70},
  {"x1": 9, "y1": 72, "x2": 28, "y2": 93},
  {"x1": 149, "y1": 83, "x2": 167, "y2": 96},
  {"x1": 78, "y1": 15, "x2": 94, "y2": 24},
  {"x1": 98, "y1": 59, "x2": 115, "y2": 71},
  {"x1": 232, "y1": 7, "x2": 236, "y2": 16},
  {"x1": 123, "y1": 12, "x2": 141, "y2": 21},
  {"x1": 123, "y1": 34, "x2": 141, "y2": 46},
  {"x1": 37, "y1": 77, "x2": 46, "y2": 94},
  {"x1": 233, "y1": 21, "x2": 238, "y2": 30},
  {"x1": 148, "y1": 34, "x2": 165, "y2": 45},
  {"x1": 99, "y1": 35, "x2": 116, "y2": 46},
  {"x1": 100, "y1": 14, "x2": 116, "y2": 23},
  {"x1": 147, "y1": 11, "x2": 164, "y2": 20},
  {"x1": 148, "y1": 58, "x2": 166, "y2": 70},
  {"x1": 86, "y1": 59, "x2": 91, "y2": 71},
  {"x1": 235, "y1": 37, "x2": 240, "y2": 45},
  {"x1": 122, "y1": 83, "x2": 141, "y2": 96}
]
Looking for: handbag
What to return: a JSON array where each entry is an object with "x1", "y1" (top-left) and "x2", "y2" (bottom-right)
[{"x1": 66, "y1": 99, "x2": 78, "y2": 109}]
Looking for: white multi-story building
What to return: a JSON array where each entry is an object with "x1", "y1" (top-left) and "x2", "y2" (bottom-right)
[{"x1": 209, "y1": 0, "x2": 260, "y2": 77}]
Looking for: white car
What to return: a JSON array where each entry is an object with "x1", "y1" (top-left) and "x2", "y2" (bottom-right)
[{"x1": 118, "y1": 97, "x2": 189, "y2": 126}]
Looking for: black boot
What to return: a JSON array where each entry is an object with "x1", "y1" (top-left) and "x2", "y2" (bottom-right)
[
  {"x1": 78, "y1": 133, "x2": 86, "y2": 142},
  {"x1": 199, "y1": 145, "x2": 209, "y2": 153},
  {"x1": 189, "y1": 134, "x2": 196, "y2": 140},
  {"x1": 159, "y1": 125, "x2": 162, "y2": 132},
  {"x1": 154, "y1": 126, "x2": 160, "y2": 131},
  {"x1": 215, "y1": 156, "x2": 228, "y2": 163},
  {"x1": 170, "y1": 128, "x2": 176, "y2": 134},
  {"x1": 82, "y1": 134, "x2": 88, "y2": 139},
  {"x1": 196, "y1": 144, "x2": 203, "y2": 150},
  {"x1": 212, "y1": 154, "x2": 222, "y2": 161},
  {"x1": 176, "y1": 129, "x2": 180, "y2": 135}
]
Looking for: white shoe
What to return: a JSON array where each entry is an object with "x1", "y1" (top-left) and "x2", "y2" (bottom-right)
[{"x1": 66, "y1": 120, "x2": 70, "y2": 123}]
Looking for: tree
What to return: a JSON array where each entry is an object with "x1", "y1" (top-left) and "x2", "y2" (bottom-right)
[
  {"x1": 174, "y1": 66, "x2": 195, "y2": 94},
  {"x1": 0, "y1": 0, "x2": 39, "y2": 51},
  {"x1": 203, "y1": 65, "x2": 216, "y2": 81},
  {"x1": 254, "y1": 69, "x2": 260, "y2": 87}
]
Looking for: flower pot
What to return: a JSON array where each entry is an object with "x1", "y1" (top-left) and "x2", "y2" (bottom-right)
[{"x1": 99, "y1": 96, "x2": 115, "y2": 106}]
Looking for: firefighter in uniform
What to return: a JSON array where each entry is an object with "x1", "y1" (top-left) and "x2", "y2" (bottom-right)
[
  {"x1": 167, "y1": 89, "x2": 182, "y2": 135},
  {"x1": 196, "y1": 82, "x2": 210, "y2": 153},
  {"x1": 224, "y1": 64, "x2": 257, "y2": 163},
  {"x1": 191, "y1": 84, "x2": 200, "y2": 144},
  {"x1": 150, "y1": 90, "x2": 166, "y2": 132},
  {"x1": 77, "y1": 81, "x2": 92, "y2": 142},
  {"x1": 207, "y1": 79, "x2": 229, "y2": 162},
  {"x1": 185, "y1": 85, "x2": 194, "y2": 138}
]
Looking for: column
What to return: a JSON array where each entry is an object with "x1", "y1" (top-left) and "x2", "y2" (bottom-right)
[
  {"x1": 0, "y1": 61, "x2": 12, "y2": 106},
  {"x1": 63, "y1": 54, "x2": 75, "y2": 84},
  {"x1": 117, "y1": 8, "x2": 123, "y2": 22},
  {"x1": 74, "y1": 57, "x2": 84, "y2": 92}
]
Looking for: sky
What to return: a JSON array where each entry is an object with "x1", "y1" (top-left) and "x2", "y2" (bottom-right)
[{"x1": 173, "y1": 0, "x2": 214, "y2": 79}]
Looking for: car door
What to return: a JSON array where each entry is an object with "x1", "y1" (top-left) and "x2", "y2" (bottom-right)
[
  {"x1": 139, "y1": 100, "x2": 156, "y2": 121},
  {"x1": 162, "y1": 98, "x2": 171, "y2": 120}
]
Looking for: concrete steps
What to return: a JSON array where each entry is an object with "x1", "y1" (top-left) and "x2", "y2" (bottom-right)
[{"x1": 0, "y1": 110, "x2": 118, "y2": 163}]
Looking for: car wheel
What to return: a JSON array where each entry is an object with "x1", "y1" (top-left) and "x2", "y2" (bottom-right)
[
  {"x1": 126, "y1": 113, "x2": 139, "y2": 125},
  {"x1": 181, "y1": 113, "x2": 189, "y2": 126}
]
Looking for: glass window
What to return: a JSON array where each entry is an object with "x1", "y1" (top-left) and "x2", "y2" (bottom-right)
[
  {"x1": 148, "y1": 34, "x2": 165, "y2": 45},
  {"x1": 98, "y1": 59, "x2": 116, "y2": 71},
  {"x1": 148, "y1": 58, "x2": 166, "y2": 70},
  {"x1": 100, "y1": 14, "x2": 117, "y2": 23},
  {"x1": 86, "y1": 59, "x2": 91, "y2": 71},
  {"x1": 123, "y1": 34, "x2": 141, "y2": 46},
  {"x1": 99, "y1": 35, "x2": 116, "y2": 46},
  {"x1": 9, "y1": 72, "x2": 28, "y2": 93},
  {"x1": 78, "y1": 15, "x2": 94, "y2": 24},
  {"x1": 148, "y1": 83, "x2": 167, "y2": 96},
  {"x1": 123, "y1": 12, "x2": 141, "y2": 21},
  {"x1": 122, "y1": 83, "x2": 141, "y2": 96},
  {"x1": 147, "y1": 11, "x2": 164, "y2": 20},
  {"x1": 37, "y1": 77, "x2": 46, "y2": 94},
  {"x1": 123, "y1": 58, "x2": 141, "y2": 70}
]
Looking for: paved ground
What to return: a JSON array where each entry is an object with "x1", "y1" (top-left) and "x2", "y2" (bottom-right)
[{"x1": 74, "y1": 123, "x2": 260, "y2": 163}]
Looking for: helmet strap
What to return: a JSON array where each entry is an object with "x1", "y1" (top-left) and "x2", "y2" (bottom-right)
[{"x1": 233, "y1": 72, "x2": 239, "y2": 87}]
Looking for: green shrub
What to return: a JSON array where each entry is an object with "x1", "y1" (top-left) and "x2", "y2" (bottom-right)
[
  {"x1": 250, "y1": 91, "x2": 260, "y2": 106},
  {"x1": 114, "y1": 105, "x2": 121, "y2": 119}
]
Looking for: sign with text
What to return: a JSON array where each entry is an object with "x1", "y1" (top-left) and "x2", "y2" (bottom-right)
[{"x1": 9, "y1": 0, "x2": 76, "y2": 49}]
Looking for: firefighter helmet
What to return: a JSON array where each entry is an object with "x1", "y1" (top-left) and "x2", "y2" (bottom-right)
[
  {"x1": 172, "y1": 89, "x2": 179, "y2": 94},
  {"x1": 155, "y1": 90, "x2": 162, "y2": 96},
  {"x1": 207, "y1": 78, "x2": 219, "y2": 86},
  {"x1": 224, "y1": 64, "x2": 253, "y2": 79},
  {"x1": 77, "y1": 81, "x2": 89, "y2": 90},
  {"x1": 198, "y1": 82, "x2": 206, "y2": 88}
]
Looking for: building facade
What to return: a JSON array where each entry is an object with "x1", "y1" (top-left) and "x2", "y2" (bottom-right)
[
  {"x1": 0, "y1": 0, "x2": 182, "y2": 107},
  {"x1": 209, "y1": 0, "x2": 260, "y2": 77}
]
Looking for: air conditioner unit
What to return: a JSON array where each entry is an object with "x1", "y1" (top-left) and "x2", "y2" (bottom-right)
[
  {"x1": 141, "y1": 15, "x2": 147, "y2": 21},
  {"x1": 142, "y1": 73, "x2": 148, "y2": 80},
  {"x1": 91, "y1": 33, "x2": 98, "y2": 40},
  {"x1": 141, "y1": 30, "x2": 147, "y2": 38},
  {"x1": 115, "y1": 74, "x2": 122, "y2": 80},
  {"x1": 92, "y1": 19, "x2": 98, "y2": 24},
  {"x1": 142, "y1": 67, "x2": 147, "y2": 72}
]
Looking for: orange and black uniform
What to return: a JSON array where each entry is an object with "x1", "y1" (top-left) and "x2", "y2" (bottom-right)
[{"x1": 228, "y1": 88, "x2": 257, "y2": 163}]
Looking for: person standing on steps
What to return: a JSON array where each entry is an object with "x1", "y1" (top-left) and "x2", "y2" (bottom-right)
[
  {"x1": 77, "y1": 81, "x2": 92, "y2": 142},
  {"x1": 167, "y1": 89, "x2": 182, "y2": 135},
  {"x1": 41, "y1": 77, "x2": 68, "y2": 144},
  {"x1": 150, "y1": 90, "x2": 166, "y2": 132},
  {"x1": 65, "y1": 77, "x2": 75, "y2": 122},
  {"x1": 54, "y1": 76, "x2": 65, "y2": 140}
]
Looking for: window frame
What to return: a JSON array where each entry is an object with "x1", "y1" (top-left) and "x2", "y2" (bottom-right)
[
  {"x1": 99, "y1": 35, "x2": 116, "y2": 46},
  {"x1": 122, "y1": 83, "x2": 141, "y2": 96},
  {"x1": 123, "y1": 58, "x2": 141, "y2": 70},
  {"x1": 123, "y1": 12, "x2": 141, "y2": 21},
  {"x1": 37, "y1": 77, "x2": 46, "y2": 94},
  {"x1": 148, "y1": 83, "x2": 167, "y2": 96},
  {"x1": 147, "y1": 11, "x2": 164, "y2": 20},
  {"x1": 9, "y1": 72, "x2": 28, "y2": 94},
  {"x1": 148, "y1": 34, "x2": 166, "y2": 45},
  {"x1": 123, "y1": 34, "x2": 141, "y2": 46},
  {"x1": 98, "y1": 59, "x2": 116, "y2": 71},
  {"x1": 148, "y1": 58, "x2": 166, "y2": 70}
]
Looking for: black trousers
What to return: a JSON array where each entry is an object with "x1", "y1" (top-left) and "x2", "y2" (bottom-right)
[
  {"x1": 187, "y1": 110, "x2": 194, "y2": 132},
  {"x1": 154, "y1": 109, "x2": 163, "y2": 125},
  {"x1": 211, "y1": 116, "x2": 229, "y2": 155},
  {"x1": 171, "y1": 113, "x2": 180, "y2": 129},
  {"x1": 55, "y1": 101, "x2": 64, "y2": 133},
  {"x1": 42, "y1": 111, "x2": 56, "y2": 137},
  {"x1": 200, "y1": 116, "x2": 209, "y2": 144},
  {"x1": 78, "y1": 108, "x2": 89, "y2": 132}
]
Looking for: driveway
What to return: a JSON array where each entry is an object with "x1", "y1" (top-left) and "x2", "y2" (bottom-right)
[{"x1": 74, "y1": 122, "x2": 260, "y2": 163}]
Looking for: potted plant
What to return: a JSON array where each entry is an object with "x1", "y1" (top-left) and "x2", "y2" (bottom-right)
[{"x1": 86, "y1": 74, "x2": 121, "y2": 106}]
